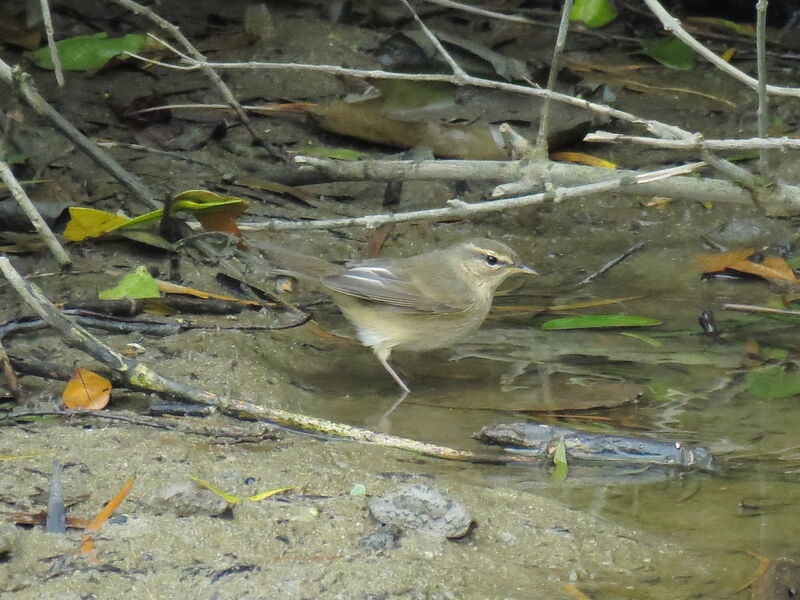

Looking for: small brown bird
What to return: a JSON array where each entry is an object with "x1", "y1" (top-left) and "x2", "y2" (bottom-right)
[{"x1": 254, "y1": 238, "x2": 537, "y2": 392}]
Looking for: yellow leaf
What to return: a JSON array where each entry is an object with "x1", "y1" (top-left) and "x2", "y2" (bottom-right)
[
  {"x1": 63, "y1": 207, "x2": 129, "y2": 241},
  {"x1": 248, "y1": 486, "x2": 293, "y2": 502}
]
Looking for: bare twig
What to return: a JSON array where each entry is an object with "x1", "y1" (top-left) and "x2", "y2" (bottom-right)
[
  {"x1": 5, "y1": 407, "x2": 280, "y2": 441},
  {"x1": 239, "y1": 161, "x2": 705, "y2": 231},
  {"x1": 107, "y1": 0, "x2": 286, "y2": 161},
  {"x1": 38, "y1": 0, "x2": 63, "y2": 87},
  {"x1": 643, "y1": 0, "x2": 800, "y2": 97},
  {"x1": 399, "y1": 0, "x2": 467, "y2": 79},
  {"x1": 584, "y1": 131, "x2": 800, "y2": 150},
  {"x1": 723, "y1": 303, "x2": 800, "y2": 317},
  {"x1": 0, "y1": 156, "x2": 70, "y2": 267},
  {"x1": 535, "y1": 0, "x2": 573, "y2": 156},
  {"x1": 287, "y1": 155, "x2": 800, "y2": 216},
  {"x1": 0, "y1": 256, "x2": 542, "y2": 465},
  {"x1": 0, "y1": 58, "x2": 159, "y2": 209},
  {"x1": 755, "y1": 0, "x2": 771, "y2": 175}
]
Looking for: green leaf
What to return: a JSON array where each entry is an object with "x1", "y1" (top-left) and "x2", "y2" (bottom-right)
[
  {"x1": 170, "y1": 190, "x2": 247, "y2": 215},
  {"x1": 31, "y1": 33, "x2": 147, "y2": 71},
  {"x1": 786, "y1": 256, "x2": 800, "y2": 269},
  {"x1": 6, "y1": 153, "x2": 28, "y2": 165},
  {"x1": 98, "y1": 266, "x2": 160, "y2": 300},
  {"x1": 747, "y1": 364, "x2": 800, "y2": 399},
  {"x1": 349, "y1": 483, "x2": 367, "y2": 496},
  {"x1": 570, "y1": 0, "x2": 618, "y2": 29},
  {"x1": 541, "y1": 315, "x2": 662, "y2": 330},
  {"x1": 637, "y1": 36, "x2": 695, "y2": 70},
  {"x1": 551, "y1": 437, "x2": 568, "y2": 482}
]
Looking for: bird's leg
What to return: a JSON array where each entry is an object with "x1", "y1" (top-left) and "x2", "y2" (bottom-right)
[
  {"x1": 375, "y1": 352, "x2": 410, "y2": 393},
  {"x1": 380, "y1": 390, "x2": 409, "y2": 422}
]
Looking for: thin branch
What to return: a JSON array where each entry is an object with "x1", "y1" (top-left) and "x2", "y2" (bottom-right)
[
  {"x1": 38, "y1": 0, "x2": 63, "y2": 87},
  {"x1": 535, "y1": 0, "x2": 573, "y2": 156},
  {"x1": 0, "y1": 58, "x2": 160, "y2": 209},
  {"x1": 584, "y1": 131, "x2": 800, "y2": 150},
  {"x1": 643, "y1": 0, "x2": 800, "y2": 97},
  {"x1": 0, "y1": 156, "x2": 70, "y2": 267},
  {"x1": 723, "y1": 303, "x2": 800, "y2": 317},
  {"x1": 238, "y1": 161, "x2": 704, "y2": 231},
  {"x1": 288, "y1": 155, "x2": 800, "y2": 215},
  {"x1": 755, "y1": 0, "x2": 771, "y2": 175},
  {"x1": 0, "y1": 256, "x2": 541, "y2": 465},
  {"x1": 126, "y1": 52, "x2": 691, "y2": 140},
  {"x1": 399, "y1": 0, "x2": 467, "y2": 79},
  {"x1": 107, "y1": 0, "x2": 286, "y2": 161}
]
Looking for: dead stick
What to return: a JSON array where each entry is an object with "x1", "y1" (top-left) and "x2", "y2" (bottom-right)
[{"x1": 0, "y1": 157, "x2": 71, "y2": 267}]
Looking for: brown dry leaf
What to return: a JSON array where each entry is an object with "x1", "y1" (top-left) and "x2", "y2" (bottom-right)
[
  {"x1": 234, "y1": 175, "x2": 319, "y2": 206},
  {"x1": 565, "y1": 57, "x2": 653, "y2": 74},
  {"x1": 63, "y1": 368, "x2": 111, "y2": 410},
  {"x1": 311, "y1": 99, "x2": 508, "y2": 160},
  {"x1": 695, "y1": 249, "x2": 800, "y2": 283},
  {"x1": 156, "y1": 280, "x2": 260, "y2": 306},
  {"x1": 79, "y1": 474, "x2": 136, "y2": 556},
  {"x1": 550, "y1": 152, "x2": 616, "y2": 168},
  {"x1": 194, "y1": 201, "x2": 249, "y2": 237}
]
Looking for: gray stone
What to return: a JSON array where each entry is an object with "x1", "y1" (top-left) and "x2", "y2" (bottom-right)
[
  {"x1": 147, "y1": 479, "x2": 230, "y2": 517},
  {"x1": 369, "y1": 484, "x2": 472, "y2": 539}
]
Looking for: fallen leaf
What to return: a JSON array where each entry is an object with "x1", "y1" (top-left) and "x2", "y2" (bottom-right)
[
  {"x1": 63, "y1": 368, "x2": 111, "y2": 410},
  {"x1": 695, "y1": 249, "x2": 800, "y2": 283}
]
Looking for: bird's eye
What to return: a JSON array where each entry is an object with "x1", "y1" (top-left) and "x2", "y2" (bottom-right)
[{"x1": 485, "y1": 254, "x2": 498, "y2": 266}]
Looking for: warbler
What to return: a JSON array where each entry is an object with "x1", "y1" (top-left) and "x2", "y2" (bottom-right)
[{"x1": 253, "y1": 238, "x2": 537, "y2": 392}]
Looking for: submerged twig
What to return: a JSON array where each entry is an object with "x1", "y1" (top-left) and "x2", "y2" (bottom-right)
[
  {"x1": 723, "y1": 303, "x2": 800, "y2": 317},
  {"x1": 578, "y1": 241, "x2": 645, "y2": 286}
]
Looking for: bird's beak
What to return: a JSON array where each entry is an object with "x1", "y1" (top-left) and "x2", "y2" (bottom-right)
[{"x1": 510, "y1": 263, "x2": 538, "y2": 276}]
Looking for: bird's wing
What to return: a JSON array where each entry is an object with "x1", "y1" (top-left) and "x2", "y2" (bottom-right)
[{"x1": 321, "y1": 265, "x2": 467, "y2": 314}]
